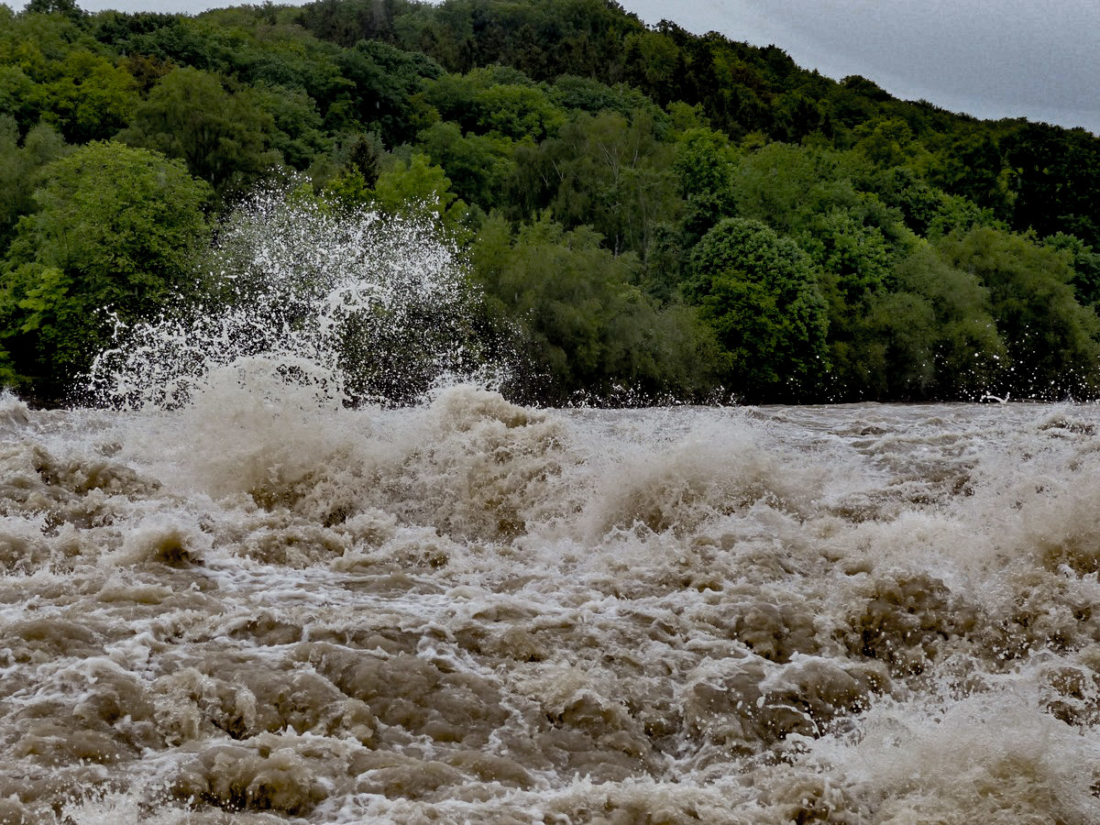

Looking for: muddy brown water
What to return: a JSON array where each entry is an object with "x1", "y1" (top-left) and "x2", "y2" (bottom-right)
[{"x1": 2, "y1": 387, "x2": 1099, "y2": 823}]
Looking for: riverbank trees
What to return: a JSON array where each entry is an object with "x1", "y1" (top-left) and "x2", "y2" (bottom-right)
[{"x1": 2, "y1": 0, "x2": 1100, "y2": 403}]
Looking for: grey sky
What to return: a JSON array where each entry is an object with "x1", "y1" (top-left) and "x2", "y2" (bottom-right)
[{"x1": 9, "y1": 0, "x2": 1098, "y2": 135}]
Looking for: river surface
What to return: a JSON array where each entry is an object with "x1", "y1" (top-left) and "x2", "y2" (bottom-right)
[{"x1": 2, "y1": 387, "x2": 1100, "y2": 824}]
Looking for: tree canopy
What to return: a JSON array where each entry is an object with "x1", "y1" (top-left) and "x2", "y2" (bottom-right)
[
  {"x1": 3, "y1": 0, "x2": 1100, "y2": 404},
  {"x1": 0, "y1": 140, "x2": 211, "y2": 398}
]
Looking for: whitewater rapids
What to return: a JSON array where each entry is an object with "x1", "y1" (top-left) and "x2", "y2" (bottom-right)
[{"x1": 2, "y1": 385, "x2": 1100, "y2": 823}]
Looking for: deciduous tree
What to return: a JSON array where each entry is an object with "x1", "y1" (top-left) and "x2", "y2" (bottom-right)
[
  {"x1": 122, "y1": 67, "x2": 278, "y2": 193},
  {"x1": 0, "y1": 141, "x2": 211, "y2": 398},
  {"x1": 691, "y1": 218, "x2": 829, "y2": 399}
]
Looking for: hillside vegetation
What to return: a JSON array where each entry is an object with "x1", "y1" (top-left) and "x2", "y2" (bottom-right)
[{"x1": 3, "y1": 0, "x2": 1100, "y2": 404}]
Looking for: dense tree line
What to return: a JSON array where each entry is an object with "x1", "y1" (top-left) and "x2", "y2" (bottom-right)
[{"x1": 3, "y1": 0, "x2": 1100, "y2": 404}]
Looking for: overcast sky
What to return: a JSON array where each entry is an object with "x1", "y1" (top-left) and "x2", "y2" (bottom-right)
[{"x1": 9, "y1": 0, "x2": 1098, "y2": 135}]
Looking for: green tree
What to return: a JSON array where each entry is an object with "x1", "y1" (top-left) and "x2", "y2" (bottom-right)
[
  {"x1": 793, "y1": 205, "x2": 904, "y2": 398},
  {"x1": 1003, "y1": 124, "x2": 1100, "y2": 248},
  {"x1": 478, "y1": 80, "x2": 565, "y2": 142},
  {"x1": 24, "y1": 0, "x2": 85, "y2": 19},
  {"x1": 471, "y1": 213, "x2": 718, "y2": 401},
  {"x1": 372, "y1": 152, "x2": 467, "y2": 230},
  {"x1": 730, "y1": 142, "x2": 863, "y2": 235},
  {"x1": 690, "y1": 218, "x2": 829, "y2": 399},
  {"x1": 0, "y1": 116, "x2": 68, "y2": 249},
  {"x1": 320, "y1": 131, "x2": 385, "y2": 207},
  {"x1": 0, "y1": 141, "x2": 211, "y2": 399},
  {"x1": 622, "y1": 30, "x2": 682, "y2": 104},
  {"x1": 544, "y1": 110, "x2": 680, "y2": 256},
  {"x1": 249, "y1": 81, "x2": 330, "y2": 171},
  {"x1": 0, "y1": 64, "x2": 37, "y2": 132},
  {"x1": 297, "y1": 0, "x2": 407, "y2": 48},
  {"x1": 346, "y1": 132, "x2": 382, "y2": 187},
  {"x1": 417, "y1": 120, "x2": 514, "y2": 208},
  {"x1": 823, "y1": 243, "x2": 1006, "y2": 401},
  {"x1": 121, "y1": 67, "x2": 278, "y2": 193},
  {"x1": 549, "y1": 75, "x2": 662, "y2": 122},
  {"x1": 422, "y1": 66, "x2": 565, "y2": 143},
  {"x1": 860, "y1": 166, "x2": 945, "y2": 236},
  {"x1": 855, "y1": 117, "x2": 917, "y2": 168},
  {"x1": 35, "y1": 50, "x2": 139, "y2": 143},
  {"x1": 799, "y1": 207, "x2": 894, "y2": 304},
  {"x1": 332, "y1": 39, "x2": 442, "y2": 144},
  {"x1": 926, "y1": 192, "x2": 1004, "y2": 239},
  {"x1": 674, "y1": 126, "x2": 738, "y2": 242},
  {"x1": 938, "y1": 227, "x2": 1100, "y2": 398},
  {"x1": 641, "y1": 222, "x2": 687, "y2": 305},
  {"x1": 1046, "y1": 232, "x2": 1100, "y2": 310},
  {"x1": 889, "y1": 244, "x2": 1005, "y2": 397},
  {"x1": 929, "y1": 132, "x2": 1014, "y2": 221}
]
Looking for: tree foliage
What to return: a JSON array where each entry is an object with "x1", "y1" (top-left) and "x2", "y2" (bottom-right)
[
  {"x1": 0, "y1": 141, "x2": 211, "y2": 398},
  {"x1": 938, "y1": 227, "x2": 1100, "y2": 398},
  {"x1": 472, "y1": 214, "x2": 718, "y2": 402},
  {"x1": 691, "y1": 218, "x2": 829, "y2": 399},
  {"x1": 121, "y1": 67, "x2": 278, "y2": 194},
  {"x1": 2, "y1": 0, "x2": 1100, "y2": 404}
]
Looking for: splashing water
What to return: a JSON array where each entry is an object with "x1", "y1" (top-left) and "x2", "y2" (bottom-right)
[
  {"x1": 85, "y1": 186, "x2": 487, "y2": 411},
  {"x1": 4, "y1": 394, "x2": 1100, "y2": 823}
]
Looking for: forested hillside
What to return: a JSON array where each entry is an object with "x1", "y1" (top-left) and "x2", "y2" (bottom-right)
[{"x1": 4, "y1": 0, "x2": 1100, "y2": 404}]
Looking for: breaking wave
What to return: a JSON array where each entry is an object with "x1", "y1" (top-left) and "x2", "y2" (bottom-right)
[
  {"x1": 85, "y1": 186, "x2": 491, "y2": 411},
  {"x1": 3, "y1": 393, "x2": 1100, "y2": 823}
]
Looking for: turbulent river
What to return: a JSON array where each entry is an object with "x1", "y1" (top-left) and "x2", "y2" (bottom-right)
[{"x1": 2, "y1": 386, "x2": 1100, "y2": 824}]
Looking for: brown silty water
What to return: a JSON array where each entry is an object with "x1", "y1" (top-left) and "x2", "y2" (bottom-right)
[{"x1": 2, "y1": 384, "x2": 1100, "y2": 824}]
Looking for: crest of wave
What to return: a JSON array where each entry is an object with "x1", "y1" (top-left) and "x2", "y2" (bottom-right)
[{"x1": 86, "y1": 185, "x2": 487, "y2": 411}]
